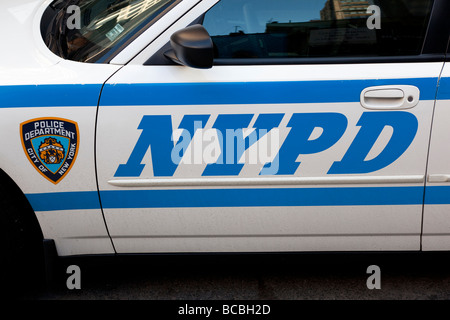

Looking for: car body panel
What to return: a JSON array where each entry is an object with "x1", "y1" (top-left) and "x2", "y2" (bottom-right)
[
  {"x1": 0, "y1": 0, "x2": 121, "y2": 256},
  {"x1": 96, "y1": 62, "x2": 442, "y2": 253},
  {"x1": 0, "y1": 0, "x2": 448, "y2": 256},
  {"x1": 423, "y1": 64, "x2": 450, "y2": 250}
]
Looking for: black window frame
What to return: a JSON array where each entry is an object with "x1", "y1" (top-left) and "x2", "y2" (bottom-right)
[{"x1": 146, "y1": 0, "x2": 450, "y2": 66}]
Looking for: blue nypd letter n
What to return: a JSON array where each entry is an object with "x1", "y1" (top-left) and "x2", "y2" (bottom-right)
[{"x1": 115, "y1": 115, "x2": 209, "y2": 177}]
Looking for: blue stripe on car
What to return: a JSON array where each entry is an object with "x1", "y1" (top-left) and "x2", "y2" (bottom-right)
[
  {"x1": 438, "y1": 77, "x2": 450, "y2": 100},
  {"x1": 99, "y1": 78, "x2": 439, "y2": 106},
  {"x1": 26, "y1": 191, "x2": 102, "y2": 211},
  {"x1": 0, "y1": 84, "x2": 102, "y2": 108},
  {"x1": 26, "y1": 186, "x2": 429, "y2": 212},
  {"x1": 0, "y1": 78, "x2": 442, "y2": 108}
]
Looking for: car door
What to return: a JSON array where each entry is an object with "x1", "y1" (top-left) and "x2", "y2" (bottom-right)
[
  {"x1": 96, "y1": 0, "x2": 447, "y2": 253},
  {"x1": 423, "y1": 61, "x2": 450, "y2": 250}
]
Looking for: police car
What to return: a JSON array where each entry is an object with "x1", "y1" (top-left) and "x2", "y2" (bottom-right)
[{"x1": 0, "y1": 0, "x2": 449, "y2": 289}]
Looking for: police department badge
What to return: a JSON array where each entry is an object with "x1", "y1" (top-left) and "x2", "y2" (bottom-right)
[{"x1": 20, "y1": 118, "x2": 79, "y2": 184}]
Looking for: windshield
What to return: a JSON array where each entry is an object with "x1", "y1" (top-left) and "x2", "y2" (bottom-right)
[{"x1": 43, "y1": 0, "x2": 177, "y2": 63}]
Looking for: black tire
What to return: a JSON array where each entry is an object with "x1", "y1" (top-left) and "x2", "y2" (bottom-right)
[{"x1": 0, "y1": 169, "x2": 44, "y2": 299}]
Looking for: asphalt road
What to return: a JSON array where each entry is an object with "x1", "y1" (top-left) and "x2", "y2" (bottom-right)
[{"x1": 24, "y1": 252, "x2": 450, "y2": 300}]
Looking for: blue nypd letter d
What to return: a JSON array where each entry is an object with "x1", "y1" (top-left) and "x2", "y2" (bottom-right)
[{"x1": 328, "y1": 111, "x2": 418, "y2": 174}]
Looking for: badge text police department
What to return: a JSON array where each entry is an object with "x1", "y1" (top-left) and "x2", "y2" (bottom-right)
[{"x1": 20, "y1": 118, "x2": 79, "y2": 184}]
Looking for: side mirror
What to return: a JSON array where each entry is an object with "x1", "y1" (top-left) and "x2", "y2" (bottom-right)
[{"x1": 165, "y1": 24, "x2": 214, "y2": 69}]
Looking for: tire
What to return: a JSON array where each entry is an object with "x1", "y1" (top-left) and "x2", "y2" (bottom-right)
[{"x1": 0, "y1": 169, "x2": 44, "y2": 299}]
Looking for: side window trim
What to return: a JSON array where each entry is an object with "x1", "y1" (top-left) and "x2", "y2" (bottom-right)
[{"x1": 212, "y1": 54, "x2": 447, "y2": 66}]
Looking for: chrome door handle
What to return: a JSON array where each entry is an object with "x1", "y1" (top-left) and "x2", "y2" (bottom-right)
[{"x1": 361, "y1": 85, "x2": 420, "y2": 110}]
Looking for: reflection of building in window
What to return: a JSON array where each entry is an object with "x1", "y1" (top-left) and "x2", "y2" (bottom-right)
[{"x1": 320, "y1": 0, "x2": 374, "y2": 20}]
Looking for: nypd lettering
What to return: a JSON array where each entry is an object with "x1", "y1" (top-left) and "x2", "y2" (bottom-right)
[
  {"x1": 21, "y1": 118, "x2": 79, "y2": 184},
  {"x1": 115, "y1": 111, "x2": 418, "y2": 177}
]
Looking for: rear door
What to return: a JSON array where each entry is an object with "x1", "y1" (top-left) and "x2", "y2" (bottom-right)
[
  {"x1": 423, "y1": 61, "x2": 450, "y2": 250},
  {"x1": 96, "y1": 0, "x2": 446, "y2": 253}
]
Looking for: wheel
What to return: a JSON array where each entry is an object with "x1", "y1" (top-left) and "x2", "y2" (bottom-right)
[{"x1": 0, "y1": 169, "x2": 44, "y2": 299}]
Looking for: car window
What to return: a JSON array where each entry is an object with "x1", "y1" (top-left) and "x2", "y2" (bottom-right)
[
  {"x1": 202, "y1": 0, "x2": 434, "y2": 59},
  {"x1": 43, "y1": 0, "x2": 177, "y2": 63}
]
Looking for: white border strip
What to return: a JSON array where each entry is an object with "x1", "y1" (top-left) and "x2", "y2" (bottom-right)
[{"x1": 108, "y1": 175, "x2": 425, "y2": 187}]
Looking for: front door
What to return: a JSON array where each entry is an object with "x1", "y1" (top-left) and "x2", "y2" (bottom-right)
[{"x1": 96, "y1": 0, "x2": 442, "y2": 253}]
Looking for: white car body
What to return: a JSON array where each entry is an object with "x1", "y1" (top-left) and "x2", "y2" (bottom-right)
[{"x1": 0, "y1": 0, "x2": 449, "y2": 256}]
